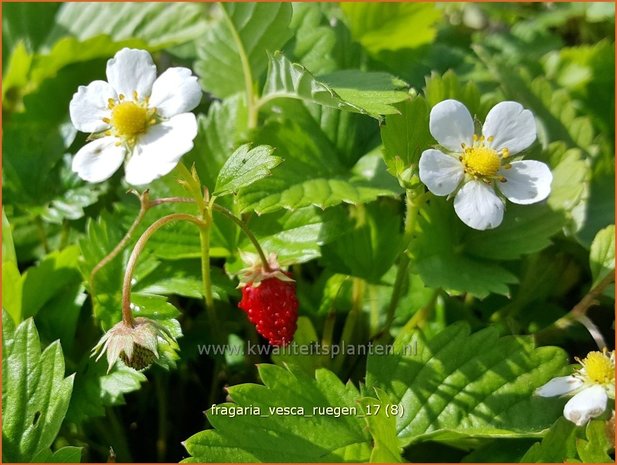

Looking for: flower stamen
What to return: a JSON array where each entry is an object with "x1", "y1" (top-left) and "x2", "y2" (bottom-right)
[
  {"x1": 462, "y1": 145, "x2": 501, "y2": 177},
  {"x1": 578, "y1": 351, "x2": 614, "y2": 385},
  {"x1": 111, "y1": 101, "x2": 149, "y2": 137}
]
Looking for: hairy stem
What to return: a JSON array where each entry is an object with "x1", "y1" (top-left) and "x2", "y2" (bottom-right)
[{"x1": 121, "y1": 213, "x2": 206, "y2": 327}]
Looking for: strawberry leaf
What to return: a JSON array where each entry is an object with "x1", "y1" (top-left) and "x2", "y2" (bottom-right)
[
  {"x1": 2, "y1": 311, "x2": 78, "y2": 462},
  {"x1": 183, "y1": 365, "x2": 376, "y2": 462},
  {"x1": 366, "y1": 322, "x2": 570, "y2": 446},
  {"x1": 214, "y1": 144, "x2": 282, "y2": 196}
]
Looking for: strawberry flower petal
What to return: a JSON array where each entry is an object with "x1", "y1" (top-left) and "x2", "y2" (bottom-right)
[
  {"x1": 563, "y1": 385, "x2": 608, "y2": 426},
  {"x1": 482, "y1": 101, "x2": 536, "y2": 155},
  {"x1": 454, "y1": 180, "x2": 505, "y2": 230},
  {"x1": 499, "y1": 160, "x2": 552, "y2": 205},
  {"x1": 71, "y1": 136, "x2": 126, "y2": 183},
  {"x1": 124, "y1": 113, "x2": 197, "y2": 185},
  {"x1": 149, "y1": 67, "x2": 202, "y2": 118},
  {"x1": 419, "y1": 149, "x2": 464, "y2": 196},
  {"x1": 69, "y1": 80, "x2": 115, "y2": 133},
  {"x1": 106, "y1": 48, "x2": 157, "y2": 98},
  {"x1": 535, "y1": 375, "x2": 583, "y2": 397},
  {"x1": 429, "y1": 99, "x2": 474, "y2": 152}
]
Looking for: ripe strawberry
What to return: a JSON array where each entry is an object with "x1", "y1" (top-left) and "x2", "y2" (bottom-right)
[
  {"x1": 236, "y1": 252, "x2": 298, "y2": 346},
  {"x1": 239, "y1": 274, "x2": 298, "y2": 346}
]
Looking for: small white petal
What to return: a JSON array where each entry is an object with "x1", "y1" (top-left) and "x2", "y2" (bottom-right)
[
  {"x1": 419, "y1": 149, "x2": 464, "y2": 196},
  {"x1": 499, "y1": 160, "x2": 552, "y2": 205},
  {"x1": 149, "y1": 67, "x2": 202, "y2": 118},
  {"x1": 106, "y1": 48, "x2": 157, "y2": 99},
  {"x1": 429, "y1": 99, "x2": 474, "y2": 152},
  {"x1": 563, "y1": 385, "x2": 608, "y2": 426},
  {"x1": 72, "y1": 137, "x2": 126, "y2": 183},
  {"x1": 535, "y1": 376, "x2": 583, "y2": 397},
  {"x1": 125, "y1": 113, "x2": 198, "y2": 185},
  {"x1": 69, "y1": 80, "x2": 115, "y2": 133},
  {"x1": 454, "y1": 180, "x2": 505, "y2": 230},
  {"x1": 482, "y1": 101, "x2": 536, "y2": 155}
]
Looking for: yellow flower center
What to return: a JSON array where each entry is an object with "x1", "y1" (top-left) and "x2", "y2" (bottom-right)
[
  {"x1": 581, "y1": 351, "x2": 614, "y2": 385},
  {"x1": 110, "y1": 101, "x2": 148, "y2": 137},
  {"x1": 462, "y1": 146, "x2": 501, "y2": 177},
  {"x1": 460, "y1": 135, "x2": 510, "y2": 179}
]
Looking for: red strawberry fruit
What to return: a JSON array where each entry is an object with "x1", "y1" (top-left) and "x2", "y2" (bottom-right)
[
  {"x1": 237, "y1": 253, "x2": 299, "y2": 346},
  {"x1": 239, "y1": 275, "x2": 298, "y2": 346}
]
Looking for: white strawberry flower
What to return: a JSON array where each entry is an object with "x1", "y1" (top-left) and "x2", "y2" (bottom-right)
[
  {"x1": 69, "y1": 48, "x2": 201, "y2": 186},
  {"x1": 536, "y1": 350, "x2": 615, "y2": 426},
  {"x1": 419, "y1": 99, "x2": 552, "y2": 230}
]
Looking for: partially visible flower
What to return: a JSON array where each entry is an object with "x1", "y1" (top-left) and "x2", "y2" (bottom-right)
[
  {"x1": 419, "y1": 99, "x2": 552, "y2": 230},
  {"x1": 92, "y1": 317, "x2": 175, "y2": 372},
  {"x1": 536, "y1": 350, "x2": 615, "y2": 426},
  {"x1": 69, "y1": 48, "x2": 201, "y2": 186}
]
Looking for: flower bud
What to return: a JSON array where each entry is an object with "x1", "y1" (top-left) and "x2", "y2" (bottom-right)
[{"x1": 92, "y1": 317, "x2": 174, "y2": 372}]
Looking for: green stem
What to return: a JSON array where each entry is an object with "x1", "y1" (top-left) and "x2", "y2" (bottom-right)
[
  {"x1": 220, "y1": 3, "x2": 257, "y2": 129},
  {"x1": 212, "y1": 204, "x2": 272, "y2": 272},
  {"x1": 335, "y1": 278, "x2": 364, "y2": 372},
  {"x1": 369, "y1": 285, "x2": 380, "y2": 337},
  {"x1": 35, "y1": 216, "x2": 50, "y2": 253},
  {"x1": 121, "y1": 213, "x2": 206, "y2": 327},
  {"x1": 383, "y1": 190, "x2": 425, "y2": 332},
  {"x1": 59, "y1": 219, "x2": 70, "y2": 250},
  {"x1": 401, "y1": 289, "x2": 439, "y2": 333},
  {"x1": 199, "y1": 216, "x2": 216, "y2": 321}
]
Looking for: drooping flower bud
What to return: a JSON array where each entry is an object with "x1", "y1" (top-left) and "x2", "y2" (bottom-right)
[{"x1": 92, "y1": 317, "x2": 175, "y2": 372}]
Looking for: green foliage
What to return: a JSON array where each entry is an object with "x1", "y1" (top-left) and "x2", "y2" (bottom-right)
[
  {"x1": 47, "y1": 3, "x2": 208, "y2": 50},
  {"x1": 66, "y1": 357, "x2": 146, "y2": 425},
  {"x1": 521, "y1": 418, "x2": 613, "y2": 462},
  {"x1": 341, "y1": 3, "x2": 441, "y2": 55},
  {"x1": 2, "y1": 3, "x2": 614, "y2": 462},
  {"x1": 238, "y1": 115, "x2": 401, "y2": 214},
  {"x1": 237, "y1": 206, "x2": 349, "y2": 263},
  {"x1": 185, "y1": 94, "x2": 249, "y2": 190},
  {"x1": 261, "y1": 52, "x2": 410, "y2": 118},
  {"x1": 366, "y1": 323, "x2": 569, "y2": 445},
  {"x1": 183, "y1": 364, "x2": 374, "y2": 462},
  {"x1": 321, "y1": 201, "x2": 404, "y2": 283},
  {"x1": 2, "y1": 311, "x2": 78, "y2": 462},
  {"x1": 380, "y1": 93, "x2": 432, "y2": 177},
  {"x1": 589, "y1": 225, "x2": 615, "y2": 288},
  {"x1": 214, "y1": 144, "x2": 281, "y2": 196},
  {"x1": 195, "y1": 3, "x2": 293, "y2": 98}
]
